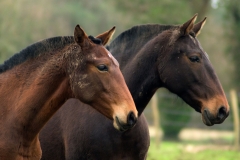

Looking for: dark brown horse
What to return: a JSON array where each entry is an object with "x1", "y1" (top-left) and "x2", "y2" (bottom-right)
[
  {"x1": 40, "y1": 15, "x2": 229, "y2": 160},
  {"x1": 0, "y1": 25, "x2": 138, "y2": 160}
]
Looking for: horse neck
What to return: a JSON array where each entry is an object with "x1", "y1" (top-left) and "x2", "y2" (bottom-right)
[
  {"x1": 0, "y1": 51, "x2": 72, "y2": 156},
  {"x1": 116, "y1": 37, "x2": 165, "y2": 115}
]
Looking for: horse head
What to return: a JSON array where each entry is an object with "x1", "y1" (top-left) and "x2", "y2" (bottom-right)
[
  {"x1": 157, "y1": 14, "x2": 229, "y2": 126},
  {"x1": 65, "y1": 25, "x2": 138, "y2": 131}
]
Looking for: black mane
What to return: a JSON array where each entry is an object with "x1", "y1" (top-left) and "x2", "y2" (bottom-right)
[
  {"x1": 88, "y1": 35, "x2": 102, "y2": 45},
  {"x1": 0, "y1": 36, "x2": 74, "y2": 73},
  {"x1": 107, "y1": 24, "x2": 178, "y2": 54}
]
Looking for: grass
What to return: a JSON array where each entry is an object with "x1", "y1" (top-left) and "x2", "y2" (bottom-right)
[{"x1": 147, "y1": 139, "x2": 240, "y2": 160}]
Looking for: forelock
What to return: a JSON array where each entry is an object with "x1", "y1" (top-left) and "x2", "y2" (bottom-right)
[{"x1": 88, "y1": 35, "x2": 102, "y2": 45}]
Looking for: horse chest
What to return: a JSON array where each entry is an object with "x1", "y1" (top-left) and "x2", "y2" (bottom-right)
[{"x1": 84, "y1": 115, "x2": 150, "y2": 160}]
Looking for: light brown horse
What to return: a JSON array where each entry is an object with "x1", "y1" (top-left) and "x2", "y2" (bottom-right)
[
  {"x1": 40, "y1": 15, "x2": 230, "y2": 160},
  {"x1": 0, "y1": 25, "x2": 137, "y2": 160}
]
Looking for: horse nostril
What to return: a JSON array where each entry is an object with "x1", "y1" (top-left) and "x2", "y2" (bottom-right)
[
  {"x1": 217, "y1": 106, "x2": 227, "y2": 120},
  {"x1": 127, "y1": 111, "x2": 137, "y2": 127}
]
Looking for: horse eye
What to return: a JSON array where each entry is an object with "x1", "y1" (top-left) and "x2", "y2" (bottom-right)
[
  {"x1": 97, "y1": 64, "x2": 108, "y2": 72},
  {"x1": 189, "y1": 56, "x2": 200, "y2": 63}
]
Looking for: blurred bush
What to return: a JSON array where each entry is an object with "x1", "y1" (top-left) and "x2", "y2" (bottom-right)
[{"x1": 158, "y1": 91, "x2": 192, "y2": 139}]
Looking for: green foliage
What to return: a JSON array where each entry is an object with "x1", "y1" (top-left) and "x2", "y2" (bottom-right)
[
  {"x1": 0, "y1": 0, "x2": 126, "y2": 63},
  {"x1": 158, "y1": 92, "x2": 192, "y2": 139},
  {"x1": 147, "y1": 140, "x2": 240, "y2": 160},
  {"x1": 221, "y1": 0, "x2": 240, "y2": 89},
  {"x1": 113, "y1": 0, "x2": 193, "y2": 25}
]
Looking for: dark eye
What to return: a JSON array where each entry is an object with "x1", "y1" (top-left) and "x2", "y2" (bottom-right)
[
  {"x1": 189, "y1": 56, "x2": 200, "y2": 63},
  {"x1": 97, "y1": 64, "x2": 108, "y2": 72}
]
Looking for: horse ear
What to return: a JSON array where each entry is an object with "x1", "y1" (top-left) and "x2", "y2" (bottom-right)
[
  {"x1": 192, "y1": 17, "x2": 207, "y2": 37},
  {"x1": 74, "y1": 25, "x2": 89, "y2": 47},
  {"x1": 96, "y1": 26, "x2": 116, "y2": 46},
  {"x1": 180, "y1": 14, "x2": 198, "y2": 35}
]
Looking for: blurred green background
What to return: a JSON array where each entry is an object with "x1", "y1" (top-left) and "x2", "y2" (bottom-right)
[{"x1": 1, "y1": 0, "x2": 240, "y2": 159}]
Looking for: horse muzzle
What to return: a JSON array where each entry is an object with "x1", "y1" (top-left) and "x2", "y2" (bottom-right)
[
  {"x1": 201, "y1": 106, "x2": 229, "y2": 126},
  {"x1": 114, "y1": 111, "x2": 138, "y2": 132}
]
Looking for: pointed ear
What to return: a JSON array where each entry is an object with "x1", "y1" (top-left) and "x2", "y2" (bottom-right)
[
  {"x1": 180, "y1": 14, "x2": 198, "y2": 36},
  {"x1": 192, "y1": 17, "x2": 207, "y2": 37},
  {"x1": 74, "y1": 25, "x2": 89, "y2": 47},
  {"x1": 96, "y1": 26, "x2": 116, "y2": 46}
]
